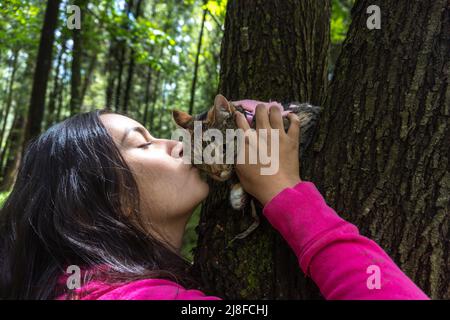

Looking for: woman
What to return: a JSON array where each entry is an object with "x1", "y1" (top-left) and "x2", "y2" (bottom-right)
[{"x1": 0, "y1": 105, "x2": 428, "y2": 299}]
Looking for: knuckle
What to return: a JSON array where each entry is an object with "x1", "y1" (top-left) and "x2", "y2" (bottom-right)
[{"x1": 290, "y1": 116, "x2": 301, "y2": 124}]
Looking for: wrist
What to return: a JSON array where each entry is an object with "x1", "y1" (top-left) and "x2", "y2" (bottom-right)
[{"x1": 259, "y1": 177, "x2": 302, "y2": 206}]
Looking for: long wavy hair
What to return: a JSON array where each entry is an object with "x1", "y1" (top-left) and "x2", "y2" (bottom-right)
[{"x1": 0, "y1": 109, "x2": 198, "y2": 299}]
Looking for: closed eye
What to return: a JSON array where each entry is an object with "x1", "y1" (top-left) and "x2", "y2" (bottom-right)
[{"x1": 138, "y1": 142, "x2": 153, "y2": 149}]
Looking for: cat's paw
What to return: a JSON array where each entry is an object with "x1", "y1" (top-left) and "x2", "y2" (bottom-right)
[{"x1": 229, "y1": 183, "x2": 247, "y2": 210}]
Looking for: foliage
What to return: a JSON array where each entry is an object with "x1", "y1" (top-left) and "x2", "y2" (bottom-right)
[
  {"x1": 0, "y1": 191, "x2": 11, "y2": 208},
  {"x1": 331, "y1": 0, "x2": 354, "y2": 44}
]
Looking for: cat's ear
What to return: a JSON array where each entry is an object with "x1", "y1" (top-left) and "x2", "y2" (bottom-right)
[
  {"x1": 212, "y1": 94, "x2": 235, "y2": 123},
  {"x1": 214, "y1": 94, "x2": 232, "y2": 113},
  {"x1": 172, "y1": 109, "x2": 193, "y2": 128}
]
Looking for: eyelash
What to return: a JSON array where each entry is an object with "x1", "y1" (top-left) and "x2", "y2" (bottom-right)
[{"x1": 139, "y1": 142, "x2": 153, "y2": 149}]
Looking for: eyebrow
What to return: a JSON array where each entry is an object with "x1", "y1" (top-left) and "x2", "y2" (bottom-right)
[{"x1": 121, "y1": 126, "x2": 149, "y2": 145}]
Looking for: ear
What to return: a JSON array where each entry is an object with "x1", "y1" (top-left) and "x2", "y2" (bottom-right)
[
  {"x1": 213, "y1": 94, "x2": 235, "y2": 123},
  {"x1": 214, "y1": 94, "x2": 232, "y2": 113},
  {"x1": 172, "y1": 109, "x2": 193, "y2": 128}
]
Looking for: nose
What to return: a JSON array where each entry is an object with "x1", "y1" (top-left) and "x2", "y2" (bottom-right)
[{"x1": 163, "y1": 139, "x2": 183, "y2": 158}]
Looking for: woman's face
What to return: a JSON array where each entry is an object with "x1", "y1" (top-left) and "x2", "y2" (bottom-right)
[{"x1": 100, "y1": 113, "x2": 209, "y2": 238}]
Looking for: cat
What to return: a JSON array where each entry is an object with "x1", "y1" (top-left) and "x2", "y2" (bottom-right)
[{"x1": 172, "y1": 94, "x2": 320, "y2": 242}]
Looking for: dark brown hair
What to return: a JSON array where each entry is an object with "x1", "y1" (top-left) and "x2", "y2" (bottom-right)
[{"x1": 0, "y1": 109, "x2": 198, "y2": 299}]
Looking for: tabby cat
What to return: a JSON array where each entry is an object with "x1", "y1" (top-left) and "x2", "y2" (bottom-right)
[{"x1": 172, "y1": 94, "x2": 320, "y2": 241}]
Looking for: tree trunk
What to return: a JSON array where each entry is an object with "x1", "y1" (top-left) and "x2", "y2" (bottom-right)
[
  {"x1": 114, "y1": 1, "x2": 133, "y2": 112},
  {"x1": 149, "y1": 71, "x2": 162, "y2": 132},
  {"x1": 192, "y1": 0, "x2": 330, "y2": 299},
  {"x1": 23, "y1": 0, "x2": 61, "y2": 150},
  {"x1": 1, "y1": 49, "x2": 36, "y2": 186},
  {"x1": 47, "y1": 35, "x2": 67, "y2": 128},
  {"x1": 217, "y1": 1, "x2": 329, "y2": 105},
  {"x1": 0, "y1": 50, "x2": 19, "y2": 155},
  {"x1": 56, "y1": 54, "x2": 69, "y2": 123},
  {"x1": 123, "y1": 0, "x2": 143, "y2": 113},
  {"x1": 80, "y1": 53, "x2": 97, "y2": 107},
  {"x1": 188, "y1": 3, "x2": 207, "y2": 115},
  {"x1": 105, "y1": 42, "x2": 117, "y2": 109},
  {"x1": 142, "y1": 67, "x2": 153, "y2": 126},
  {"x1": 70, "y1": 0, "x2": 88, "y2": 115},
  {"x1": 0, "y1": 112, "x2": 25, "y2": 192},
  {"x1": 303, "y1": 0, "x2": 450, "y2": 299}
]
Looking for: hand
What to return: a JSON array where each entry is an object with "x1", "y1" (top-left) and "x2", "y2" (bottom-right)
[{"x1": 235, "y1": 104, "x2": 302, "y2": 206}]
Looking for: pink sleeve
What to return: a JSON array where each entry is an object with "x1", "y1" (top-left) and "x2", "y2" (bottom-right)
[
  {"x1": 95, "y1": 279, "x2": 222, "y2": 300},
  {"x1": 263, "y1": 181, "x2": 429, "y2": 300}
]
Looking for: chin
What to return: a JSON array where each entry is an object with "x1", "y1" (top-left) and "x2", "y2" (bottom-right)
[{"x1": 192, "y1": 180, "x2": 209, "y2": 203}]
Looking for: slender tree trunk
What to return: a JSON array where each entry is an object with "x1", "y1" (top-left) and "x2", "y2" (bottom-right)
[
  {"x1": 1, "y1": 49, "x2": 36, "y2": 186},
  {"x1": 192, "y1": 0, "x2": 330, "y2": 299},
  {"x1": 56, "y1": 56, "x2": 69, "y2": 122},
  {"x1": 0, "y1": 108, "x2": 15, "y2": 179},
  {"x1": 114, "y1": 1, "x2": 133, "y2": 112},
  {"x1": 0, "y1": 112, "x2": 25, "y2": 192},
  {"x1": 114, "y1": 48, "x2": 126, "y2": 112},
  {"x1": 105, "y1": 42, "x2": 117, "y2": 109},
  {"x1": 0, "y1": 50, "x2": 19, "y2": 154},
  {"x1": 123, "y1": 0, "x2": 143, "y2": 113},
  {"x1": 80, "y1": 53, "x2": 97, "y2": 107},
  {"x1": 0, "y1": 127, "x2": 12, "y2": 184},
  {"x1": 47, "y1": 36, "x2": 67, "y2": 128},
  {"x1": 188, "y1": 3, "x2": 207, "y2": 114},
  {"x1": 303, "y1": 0, "x2": 450, "y2": 299},
  {"x1": 142, "y1": 67, "x2": 153, "y2": 126},
  {"x1": 141, "y1": 0, "x2": 159, "y2": 126},
  {"x1": 149, "y1": 71, "x2": 162, "y2": 131},
  {"x1": 157, "y1": 79, "x2": 167, "y2": 135},
  {"x1": 70, "y1": 0, "x2": 88, "y2": 115},
  {"x1": 23, "y1": 0, "x2": 61, "y2": 150}
]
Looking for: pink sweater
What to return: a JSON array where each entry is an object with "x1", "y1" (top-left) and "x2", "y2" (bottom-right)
[{"x1": 56, "y1": 181, "x2": 429, "y2": 300}]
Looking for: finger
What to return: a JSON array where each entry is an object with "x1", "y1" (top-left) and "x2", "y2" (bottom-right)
[
  {"x1": 255, "y1": 104, "x2": 270, "y2": 130},
  {"x1": 235, "y1": 111, "x2": 250, "y2": 131},
  {"x1": 269, "y1": 105, "x2": 284, "y2": 131},
  {"x1": 236, "y1": 129, "x2": 255, "y2": 167},
  {"x1": 287, "y1": 112, "x2": 301, "y2": 141}
]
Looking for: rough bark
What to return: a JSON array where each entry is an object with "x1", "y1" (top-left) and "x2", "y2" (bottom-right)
[
  {"x1": 217, "y1": 0, "x2": 329, "y2": 105},
  {"x1": 193, "y1": 0, "x2": 330, "y2": 299},
  {"x1": 304, "y1": 0, "x2": 450, "y2": 299}
]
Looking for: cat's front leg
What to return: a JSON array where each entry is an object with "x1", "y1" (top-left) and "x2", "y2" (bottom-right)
[
  {"x1": 229, "y1": 182, "x2": 247, "y2": 210},
  {"x1": 228, "y1": 183, "x2": 261, "y2": 246}
]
